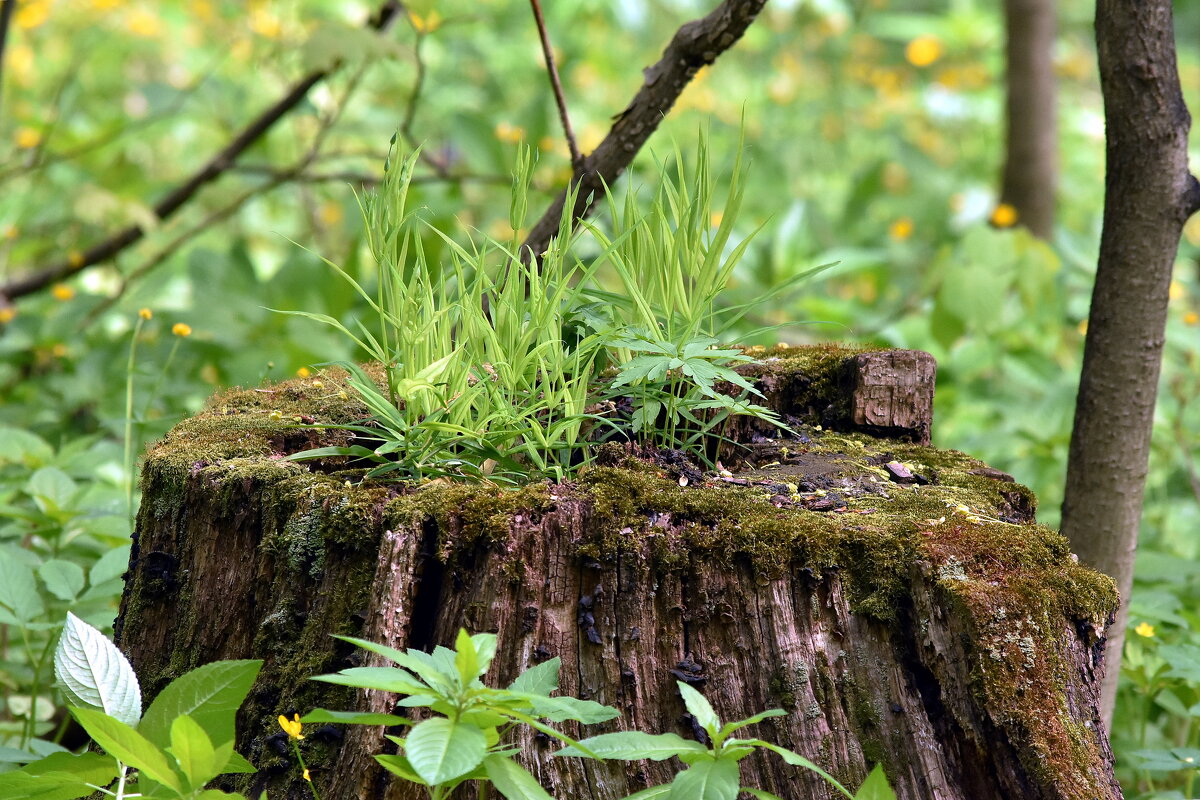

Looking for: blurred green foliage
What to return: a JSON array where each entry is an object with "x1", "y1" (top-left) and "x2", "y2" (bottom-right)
[{"x1": 1, "y1": 0, "x2": 1199, "y2": 795}]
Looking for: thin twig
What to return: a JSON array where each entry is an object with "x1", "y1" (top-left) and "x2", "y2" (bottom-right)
[
  {"x1": 0, "y1": 0, "x2": 405, "y2": 302},
  {"x1": 528, "y1": 0, "x2": 581, "y2": 168},
  {"x1": 398, "y1": 21, "x2": 452, "y2": 177},
  {"x1": 86, "y1": 66, "x2": 374, "y2": 324},
  {"x1": 82, "y1": 174, "x2": 292, "y2": 326},
  {"x1": 519, "y1": 0, "x2": 768, "y2": 262},
  {"x1": 0, "y1": 53, "x2": 222, "y2": 182}
]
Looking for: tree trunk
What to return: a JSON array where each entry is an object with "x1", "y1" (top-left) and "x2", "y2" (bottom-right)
[
  {"x1": 1000, "y1": 0, "x2": 1058, "y2": 238},
  {"x1": 118, "y1": 346, "x2": 1120, "y2": 799},
  {"x1": 1060, "y1": 0, "x2": 1200, "y2": 721}
]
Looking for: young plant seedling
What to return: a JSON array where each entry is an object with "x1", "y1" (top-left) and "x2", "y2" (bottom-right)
[
  {"x1": 308, "y1": 629, "x2": 620, "y2": 800},
  {"x1": 0, "y1": 613, "x2": 263, "y2": 800},
  {"x1": 555, "y1": 681, "x2": 895, "y2": 800}
]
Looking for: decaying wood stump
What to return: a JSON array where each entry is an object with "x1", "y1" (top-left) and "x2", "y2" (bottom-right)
[{"x1": 115, "y1": 345, "x2": 1120, "y2": 800}]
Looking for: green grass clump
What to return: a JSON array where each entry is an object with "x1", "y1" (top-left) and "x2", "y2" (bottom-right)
[{"x1": 282, "y1": 133, "x2": 814, "y2": 484}]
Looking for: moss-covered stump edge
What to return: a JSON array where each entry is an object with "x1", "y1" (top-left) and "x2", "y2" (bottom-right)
[{"x1": 116, "y1": 345, "x2": 1119, "y2": 800}]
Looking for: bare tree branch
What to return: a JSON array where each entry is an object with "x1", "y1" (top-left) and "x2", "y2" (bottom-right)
[
  {"x1": 529, "y1": 0, "x2": 581, "y2": 168},
  {"x1": 519, "y1": 0, "x2": 768, "y2": 261},
  {"x1": 0, "y1": 0, "x2": 404, "y2": 303}
]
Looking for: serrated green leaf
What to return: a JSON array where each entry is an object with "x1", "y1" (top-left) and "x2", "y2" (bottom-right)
[
  {"x1": 556, "y1": 731, "x2": 709, "y2": 761},
  {"x1": 221, "y1": 749, "x2": 258, "y2": 774},
  {"x1": 508, "y1": 658, "x2": 560, "y2": 696},
  {"x1": 510, "y1": 692, "x2": 620, "y2": 724},
  {"x1": 454, "y1": 629, "x2": 480, "y2": 685},
  {"x1": 677, "y1": 682, "x2": 720, "y2": 738},
  {"x1": 483, "y1": 754, "x2": 554, "y2": 800},
  {"x1": 0, "y1": 548, "x2": 44, "y2": 623},
  {"x1": 405, "y1": 717, "x2": 486, "y2": 785},
  {"x1": 169, "y1": 714, "x2": 220, "y2": 791},
  {"x1": 716, "y1": 708, "x2": 786, "y2": 740},
  {"x1": 330, "y1": 635, "x2": 453, "y2": 693},
  {"x1": 376, "y1": 752, "x2": 426, "y2": 784},
  {"x1": 301, "y1": 708, "x2": 413, "y2": 726},
  {"x1": 667, "y1": 758, "x2": 739, "y2": 800},
  {"x1": 0, "y1": 426, "x2": 53, "y2": 467},
  {"x1": 0, "y1": 771, "x2": 97, "y2": 800},
  {"x1": 88, "y1": 546, "x2": 131, "y2": 587},
  {"x1": 138, "y1": 660, "x2": 261, "y2": 750},
  {"x1": 853, "y1": 764, "x2": 895, "y2": 800},
  {"x1": 742, "y1": 789, "x2": 786, "y2": 800},
  {"x1": 71, "y1": 707, "x2": 183, "y2": 792},
  {"x1": 39, "y1": 560, "x2": 86, "y2": 602},
  {"x1": 617, "y1": 786, "x2": 673, "y2": 800},
  {"x1": 27, "y1": 467, "x2": 77, "y2": 515},
  {"x1": 729, "y1": 739, "x2": 853, "y2": 798},
  {"x1": 311, "y1": 666, "x2": 428, "y2": 694},
  {"x1": 54, "y1": 612, "x2": 141, "y2": 726}
]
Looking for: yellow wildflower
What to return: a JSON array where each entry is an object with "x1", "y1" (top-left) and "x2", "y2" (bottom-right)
[
  {"x1": 409, "y1": 10, "x2": 442, "y2": 34},
  {"x1": 318, "y1": 201, "x2": 343, "y2": 226},
  {"x1": 127, "y1": 9, "x2": 161, "y2": 37},
  {"x1": 51, "y1": 343, "x2": 68, "y2": 358},
  {"x1": 15, "y1": 127, "x2": 41, "y2": 149},
  {"x1": 990, "y1": 203, "x2": 1018, "y2": 228},
  {"x1": 303, "y1": 768, "x2": 312, "y2": 782},
  {"x1": 296, "y1": 366, "x2": 311, "y2": 378},
  {"x1": 172, "y1": 322, "x2": 192, "y2": 337},
  {"x1": 249, "y1": 9, "x2": 281, "y2": 38},
  {"x1": 1078, "y1": 319, "x2": 1088, "y2": 336},
  {"x1": 15, "y1": 0, "x2": 50, "y2": 30},
  {"x1": 8, "y1": 45, "x2": 33, "y2": 84},
  {"x1": 889, "y1": 218, "x2": 914, "y2": 241},
  {"x1": 1134, "y1": 622, "x2": 1155, "y2": 638},
  {"x1": 278, "y1": 713, "x2": 304, "y2": 740},
  {"x1": 51, "y1": 284, "x2": 75, "y2": 301},
  {"x1": 710, "y1": 211, "x2": 724, "y2": 228},
  {"x1": 139, "y1": 308, "x2": 153, "y2": 320},
  {"x1": 1169, "y1": 280, "x2": 1185, "y2": 301},
  {"x1": 1185, "y1": 311, "x2": 1198, "y2": 326},
  {"x1": 905, "y1": 36, "x2": 942, "y2": 68},
  {"x1": 0, "y1": 308, "x2": 14, "y2": 323},
  {"x1": 494, "y1": 122, "x2": 525, "y2": 144}
]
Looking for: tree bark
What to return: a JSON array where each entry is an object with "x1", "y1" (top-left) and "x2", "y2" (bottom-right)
[
  {"x1": 1061, "y1": 0, "x2": 1200, "y2": 722},
  {"x1": 1000, "y1": 0, "x2": 1058, "y2": 239},
  {"x1": 117, "y1": 348, "x2": 1120, "y2": 800}
]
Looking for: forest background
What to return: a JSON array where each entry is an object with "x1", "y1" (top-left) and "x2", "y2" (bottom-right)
[{"x1": 0, "y1": 0, "x2": 1198, "y2": 797}]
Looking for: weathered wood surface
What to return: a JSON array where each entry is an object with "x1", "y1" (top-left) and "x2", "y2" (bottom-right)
[{"x1": 116, "y1": 346, "x2": 1119, "y2": 800}]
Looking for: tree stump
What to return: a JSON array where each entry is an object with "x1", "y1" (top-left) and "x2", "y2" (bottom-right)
[{"x1": 115, "y1": 345, "x2": 1120, "y2": 800}]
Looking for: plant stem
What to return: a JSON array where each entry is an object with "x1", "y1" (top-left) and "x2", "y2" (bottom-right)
[{"x1": 124, "y1": 316, "x2": 146, "y2": 529}]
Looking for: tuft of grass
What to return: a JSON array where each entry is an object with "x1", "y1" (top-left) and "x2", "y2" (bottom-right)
[{"x1": 283, "y1": 131, "x2": 824, "y2": 484}]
